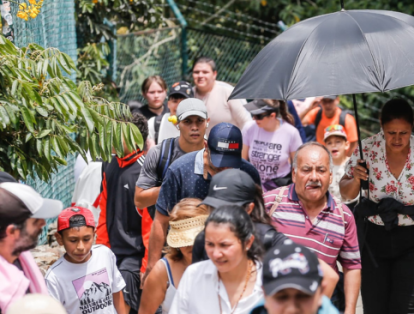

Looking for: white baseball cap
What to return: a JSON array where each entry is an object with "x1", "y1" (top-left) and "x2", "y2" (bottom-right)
[
  {"x1": 176, "y1": 98, "x2": 207, "y2": 122},
  {"x1": 0, "y1": 182, "x2": 63, "y2": 219}
]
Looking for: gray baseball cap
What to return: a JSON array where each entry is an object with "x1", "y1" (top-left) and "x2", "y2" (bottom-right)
[{"x1": 176, "y1": 98, "x2": 207, "y2": 122}]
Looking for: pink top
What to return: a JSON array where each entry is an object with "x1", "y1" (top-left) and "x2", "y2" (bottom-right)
[
  {"x1": 0, "y1": 251, "x2": 48, "y2": 312},
  {"x1": 263, "y1": 184, "x2": 361, "y2": 271},
  {"x1": 242, "y1": 120, "x2": 302, "y2": 185}
]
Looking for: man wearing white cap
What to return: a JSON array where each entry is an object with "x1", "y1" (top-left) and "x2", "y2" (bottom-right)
[{"x1": 0, "y1": 182, "x2": 63, "y2": 314}]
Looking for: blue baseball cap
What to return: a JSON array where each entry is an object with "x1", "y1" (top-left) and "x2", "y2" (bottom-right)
[{"x1": 207, "y1": 123, "x2": 242, "y2": 168}]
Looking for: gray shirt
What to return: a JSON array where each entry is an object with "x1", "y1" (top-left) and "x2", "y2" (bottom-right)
[{"x1": 136, "y1": 137, "x2": 186, "y2": 189}]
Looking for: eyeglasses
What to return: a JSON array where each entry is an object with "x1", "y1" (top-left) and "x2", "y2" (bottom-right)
[
  {"x1": 252, "y1": 112, "x2": 271, "y2": 120},
  {"x1": 325, "y1": 124, "x2": 344, "y2": 132}
]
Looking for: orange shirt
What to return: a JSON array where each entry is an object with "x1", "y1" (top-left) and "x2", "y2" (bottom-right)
[{"x1": 305, "y1": 107, "x2": 358, "y2": 144}]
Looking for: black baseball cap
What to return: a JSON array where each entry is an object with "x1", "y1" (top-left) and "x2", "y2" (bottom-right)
[
  {"x1": 245, "y1": 99, "x2": 278, "y2": 116},
  {"x1": 168, "y1": 81, "x2": 194, "y2": 99},
  {"x1": 207, "y1": 123, "x2": 242, "y2": 168},
  {"x1": 200, "y1": 169, "x2": 256, "y2": 208},
  {"x1": 263, "y1": 240, "x2": 323, "y2": 297}
]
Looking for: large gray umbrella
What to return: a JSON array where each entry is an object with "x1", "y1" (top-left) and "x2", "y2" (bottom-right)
[
  {"x1": 229, "y1": 9, "x2": 414, "y2": 100},
  {"x1": 229, "y1": 6, "x2": 414, "y2": 188}
]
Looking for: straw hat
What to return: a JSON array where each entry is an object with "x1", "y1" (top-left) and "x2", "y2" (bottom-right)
[{"x1": 167, "y1": 215, "x2": 209, "y2": 248}]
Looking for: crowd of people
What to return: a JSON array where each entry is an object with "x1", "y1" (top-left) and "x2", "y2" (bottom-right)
[{"x1": 1, "y1": 54, "x2": 413, "y2": 314}]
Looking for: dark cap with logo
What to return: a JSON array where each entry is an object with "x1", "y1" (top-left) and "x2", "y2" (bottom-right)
[
  {"x1": 263, "y1": 240, "x2": 323, "y2": 296},
  {"x1": 245, "y1": 99, "x2": 279, "y2": 116},
  {"x1": 200, "y1": 169, "x2": 256, "y2": 208},
  {"x1": 168, "y1": 81, "x2": 194, "y2": 99},
  {"x1": 207, "y1": 123, "x2": 242, "y2": 168}
]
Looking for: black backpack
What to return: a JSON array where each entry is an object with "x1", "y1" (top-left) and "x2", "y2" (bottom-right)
[
  {"x1": 305, "y1": 107, "x2": 350, "y2": 142},
  {"x1": 155, "y1": 137, "x2": 176, "y2": 186},
  {"x1": 153, "y1": 113, "x2": 164, "y2": 145}
]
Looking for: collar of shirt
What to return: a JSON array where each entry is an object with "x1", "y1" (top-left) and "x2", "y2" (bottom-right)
[
  {"x1": 288, "y1": 183, "x2": 335, "y2": 212},
  {"x1": 203, "y1": 260, "x2": 263, "y2": 312},
  {"x1": 194, "y1": 149, "x2": 205, "y2": 175}
]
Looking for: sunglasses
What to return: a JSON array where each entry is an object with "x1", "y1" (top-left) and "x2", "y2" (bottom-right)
[
  {"x1": 252, "y1": 112, "x2": 271, "y2": 120},
  {"x1": 325, "y1": 125, "x2": 344, "y2": 132}
]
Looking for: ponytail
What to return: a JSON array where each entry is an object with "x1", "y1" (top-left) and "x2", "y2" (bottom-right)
[
  {"x1": 263, "y1": 99, "x2": 294, "y2": 125},
  {"x1": 279, "y1": 100, "x2": 294, "y2": 125}
]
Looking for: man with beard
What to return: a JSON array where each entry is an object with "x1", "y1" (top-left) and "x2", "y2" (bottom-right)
[
  {"x1": 263, "y1": 142, "x2": 361, "y2": 314},
  {"x1": 0, "y1": 182, "x2": 63, "y2": 313}
]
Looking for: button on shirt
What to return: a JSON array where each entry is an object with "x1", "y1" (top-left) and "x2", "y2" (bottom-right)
[
  {"x1": 169, "y1": 260, "x2": 263, "y2": 314},
  {"x1": 345, "y1": 131, "x2": 414, "y2": 226},
  {"x1": 263, "y1": 184, "x2": 361, "y2": 271},
  {"x1": 156, "y1": 149, "x2": 261, "y2": 215}
]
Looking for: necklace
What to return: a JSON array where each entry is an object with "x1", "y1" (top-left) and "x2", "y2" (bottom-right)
[{"x1": 217, "y1": 260, "x2": 253, "y2": 314}]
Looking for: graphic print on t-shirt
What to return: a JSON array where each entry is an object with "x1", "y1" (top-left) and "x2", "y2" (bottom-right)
[
  {"x1": 72, "y1": 268, "x2": 113, "y2": 313},
  {"x1": 251, "y1": 139, "x2": 282, "y2": 181}
]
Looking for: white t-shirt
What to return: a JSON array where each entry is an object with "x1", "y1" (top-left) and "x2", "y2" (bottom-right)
[
  {"x1": 169, "y1": 260, "x2": 263, "y2": 314},
  {"x1": 45, "y1": 245, "x2": 126, "y2": 314},
  {"x1": 194, "y1": 81, "x2": 250, "y2": 134},
  {"x1": 148, "y1": 113, "x2": 180, "y2": 143}
]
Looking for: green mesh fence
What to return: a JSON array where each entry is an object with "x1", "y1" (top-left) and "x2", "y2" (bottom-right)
[
  {"x1": 186, "y1": 28, "x2": 265, "y2": 84},
  {"x1": 116, "y1": 27, "x2": 182, "y2": 104},
  {"x1": 116, "y1": 26, "x2": 265, "y2": 104},
  {"x1": 5, "y1": 0, "x2": 78, "y2": 244}
]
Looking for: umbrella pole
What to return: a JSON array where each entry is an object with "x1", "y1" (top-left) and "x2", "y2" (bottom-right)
[{"x1": 352, "y1": 94, "x2": 369, "y2": 191}]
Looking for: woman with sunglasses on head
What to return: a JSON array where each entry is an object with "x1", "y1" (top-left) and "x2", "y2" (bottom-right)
[
  {"x1": 242, "y1": 99, "x2": 302, "y2": 192},
  {"x1": 139, "y1": 198, "x2": 209, "y2": 314},
  {"x1": 169, "y1": 205, "x2": 263, "y2": 314}
]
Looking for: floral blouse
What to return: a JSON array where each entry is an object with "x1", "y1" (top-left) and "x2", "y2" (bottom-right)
[{"x1": 345, "y1": 131, "x2": 414, "y2": 226}]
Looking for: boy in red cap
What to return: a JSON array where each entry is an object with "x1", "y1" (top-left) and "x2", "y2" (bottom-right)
[{"x1": 45, "y1": 207, "x2": 127, "y2": 314}]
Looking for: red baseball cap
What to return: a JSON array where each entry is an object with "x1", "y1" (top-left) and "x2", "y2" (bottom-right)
[{"x1": 58, "y1": 206, "x2": 95, "y2": 231}]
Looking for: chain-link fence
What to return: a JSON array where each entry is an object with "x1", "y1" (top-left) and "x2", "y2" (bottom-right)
[
  {"x1": 2, "y1": 0, "x2": 78, "y2": 244},
  {"x1": 116, "y1": 27, "x2": 182, "y2": 104},
  {"x1": 116, "y1": 26, "x2": 266, "y2": 104}
]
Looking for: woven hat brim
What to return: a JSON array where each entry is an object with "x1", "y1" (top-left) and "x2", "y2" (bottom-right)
[{"x1": 167, "y1": 225, "x2": 205, "y2": 248}]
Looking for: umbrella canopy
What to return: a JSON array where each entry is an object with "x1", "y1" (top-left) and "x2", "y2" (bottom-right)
[{"x1": 229, "y1": 9, "x2": 414, "y2": 101}]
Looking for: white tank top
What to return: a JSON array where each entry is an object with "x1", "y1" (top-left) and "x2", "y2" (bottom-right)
[{"x1": 160, "y1": 258, "x2": 177, "y2": 314}]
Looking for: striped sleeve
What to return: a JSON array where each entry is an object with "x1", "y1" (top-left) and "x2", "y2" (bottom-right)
[{"x1": 338, "y1": 204, "x2": 361, "y2": 269}]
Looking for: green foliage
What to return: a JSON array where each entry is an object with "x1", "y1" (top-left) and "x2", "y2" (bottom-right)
[
  {"x1": 0, "y1": 36, "x2": 143, "y2": 181},
  {"x1": 74, "y1": 0, "x2": 164, "y2": 101}
]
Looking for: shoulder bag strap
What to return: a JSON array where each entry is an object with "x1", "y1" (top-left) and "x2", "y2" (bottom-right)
[{"x1": 269, "y1": 186, "x2": 288, "y2": 218}]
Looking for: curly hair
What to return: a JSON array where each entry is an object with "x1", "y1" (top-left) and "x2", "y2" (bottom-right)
[{"x1": 130, "y1": 112, "x2": 149, "y2": 143}]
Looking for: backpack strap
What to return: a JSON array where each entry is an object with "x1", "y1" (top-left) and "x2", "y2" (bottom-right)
[
  {"x1": 153, "y1": 114, "x2": 164, "y2": 144},
  {"x1": 333, "y1": 196, "x2": 345, "y2": 224},
  {"x1": 269, "y1": 186, "x2": 288, "y2": 218},
  {"x1": 314, "y1": 108, "x2": 323, "y2": 131},
  {"x1": 339, "y1": 109, "x2": 347, "y2": 127},
  {"x1": 156, "y1": 138, "x2": 175, "y2": 184}
]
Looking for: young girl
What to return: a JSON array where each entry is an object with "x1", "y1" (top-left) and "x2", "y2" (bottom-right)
[
  {"x1": 170, "y1": 205, "x2": 263, "y2": 314},
  {"x1": 138, "y1": 198, "x2": 209, "y2": 314}
]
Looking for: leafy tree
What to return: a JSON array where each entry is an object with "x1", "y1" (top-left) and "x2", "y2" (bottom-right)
[{"x1": 0, "y1": 36, "x2": 143, "y2": 181}]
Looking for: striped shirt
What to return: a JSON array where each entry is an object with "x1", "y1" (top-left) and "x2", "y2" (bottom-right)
[{"x1": 264, "y1": 184, "x2": 361, "y2": 271}]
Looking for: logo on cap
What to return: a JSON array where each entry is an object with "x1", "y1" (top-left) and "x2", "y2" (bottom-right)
[
  {"x1": 217, "y1": 139, "x2": 239, "y2": 151},
  {"x1": 213, "y1": 185, "x2": 228, "y2": 191},
  {"x1": 269, "y1": 253, "x2": 310, "y2": 278},
  {"x1": 172, "y1": 82, "x2": 180, "y2": 88}
]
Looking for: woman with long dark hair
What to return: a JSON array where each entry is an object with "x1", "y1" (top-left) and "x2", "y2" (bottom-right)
[
  {"x1": 340, "y1": 99, "x2": 414, "y2": 314},
  {"x1": 169, "y1": 205, "x2": 263, "y2": 314}
]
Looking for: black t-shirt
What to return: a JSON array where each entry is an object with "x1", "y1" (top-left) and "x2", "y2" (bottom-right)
[{"x1": 132, "y1": 104, "x2": 169, "y2": 120}]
